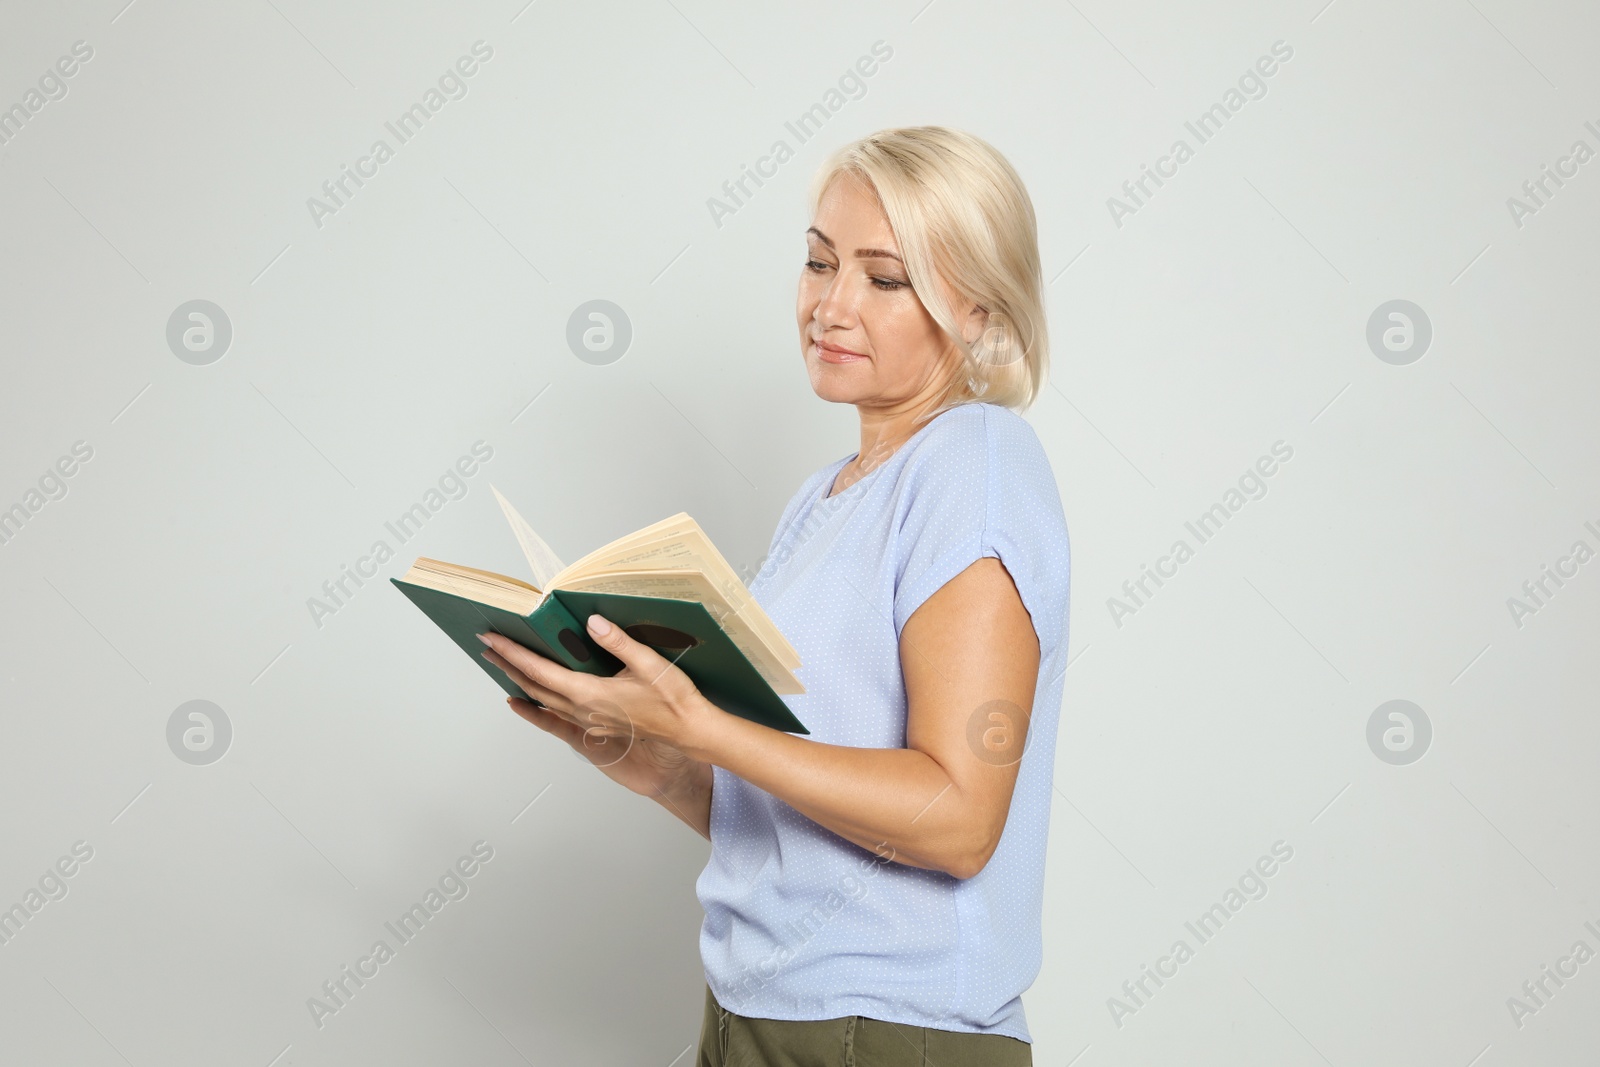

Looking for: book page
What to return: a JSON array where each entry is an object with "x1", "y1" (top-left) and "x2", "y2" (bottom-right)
[
  {"x1": 552, "y1": 512, "x2": 691, "y2": 583},
  {"x1": 552, "y1": 569, "x2": 803, "y2": 695},
  {"x1": 402, "y1": 559, "x2": 544, "y2": 616},
  {"x1": 558, "y1": 516, "x2": 801, "y2": 669},
  {"x1": 491, "y1": 484, "x2": 567, "y2": 592}
]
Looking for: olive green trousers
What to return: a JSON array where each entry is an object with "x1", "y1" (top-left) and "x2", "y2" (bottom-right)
[{"x1": 695, "y1": 984, "x2": 1033, "y2": 1066}]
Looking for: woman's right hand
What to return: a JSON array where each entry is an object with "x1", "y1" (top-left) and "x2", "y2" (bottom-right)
[{"x1": 506, "y1": 696, "x2": 712, "y2": 834}]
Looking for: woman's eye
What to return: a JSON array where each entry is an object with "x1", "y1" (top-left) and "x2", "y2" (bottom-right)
[{"x1": 802, "y1": 259, "x2": 904, "y2": 291}]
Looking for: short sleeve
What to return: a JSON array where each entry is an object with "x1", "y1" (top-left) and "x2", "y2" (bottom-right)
[{"x1": 889, "y1": 405, "x2": 1069, "y2": 651}]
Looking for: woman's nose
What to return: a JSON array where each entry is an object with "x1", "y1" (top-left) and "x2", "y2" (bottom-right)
[{"x1": 812, "y1": 275, "x2": 856, "y2": 326}]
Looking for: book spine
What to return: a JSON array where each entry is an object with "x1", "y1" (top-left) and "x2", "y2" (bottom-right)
[{"x1": 527, "y1": 593, "x2": 618, "y2": 676}]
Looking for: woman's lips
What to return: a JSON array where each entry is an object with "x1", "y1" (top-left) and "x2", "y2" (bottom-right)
[{"x1": 813, "y1": 341, "x2": 866, "y2": 364}]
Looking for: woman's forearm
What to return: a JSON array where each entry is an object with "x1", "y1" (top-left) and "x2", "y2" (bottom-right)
[
  {"x1": 681, "y1": 699, "x2": 975, "y2": 877},
  {"x1": 650, "y1": 757, "x2": 713, "y2": 841}
]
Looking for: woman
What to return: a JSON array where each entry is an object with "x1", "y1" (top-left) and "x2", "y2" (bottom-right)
[{"x1": 477, "y1": 126, "x2": 1070, "y2": 1066}]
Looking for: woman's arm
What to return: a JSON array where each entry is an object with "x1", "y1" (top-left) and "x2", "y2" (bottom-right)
[
  {"x1": 481, "y1": 556, "x2": 1039, "y2": 877},
  {"x1": 501, "y1": 688, "x2": 715, "y2": 841},
  {"x1": 650, "y1": 758, "x2": 713, "y2": 841},
  {"x1": 682, "y1": 556, "x2": 1039, "y2": 879}
]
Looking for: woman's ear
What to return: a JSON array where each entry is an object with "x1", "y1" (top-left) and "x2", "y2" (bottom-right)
[{"x1": 961, "y1": 303, "x2": 990, "y2": 347}]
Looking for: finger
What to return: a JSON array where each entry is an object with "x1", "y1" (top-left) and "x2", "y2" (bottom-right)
[
  {"x1": 584, "y1": 614, "x2": 673, "y2": 680},
  {"x1": 507, "y1": 697, "x2": 590, "y2": 747},
  {"x1": 481, "y1": 649, "x2": 572, "y2": 712},
  {"x1": 477, "y1": 632, "x2": 585, "y2": 701},
  {"x1": 509, "y1": 699, "x2": 630, "y2": 770}
]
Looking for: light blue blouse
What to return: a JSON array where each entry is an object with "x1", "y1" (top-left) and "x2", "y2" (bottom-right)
[{"x1": 695, "y1": 401, "x2": 1072, "y2": 1043}]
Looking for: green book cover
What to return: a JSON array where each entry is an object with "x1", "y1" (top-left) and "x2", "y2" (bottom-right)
[{"x1": 391, "y1": 578, "x2": 809, "y2": 735}]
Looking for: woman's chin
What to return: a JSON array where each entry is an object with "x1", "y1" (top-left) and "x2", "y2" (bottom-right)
[{"x1": 806, "y1": 362, "x2": 872, "y2": 404}]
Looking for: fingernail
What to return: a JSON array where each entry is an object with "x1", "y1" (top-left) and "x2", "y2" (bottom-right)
[
  {"x1": 477, "y1": 633, "x2": 493, "y2": 646},
  {"x1": 587, "y1": 614, "x2": 612, "y2": 636}
]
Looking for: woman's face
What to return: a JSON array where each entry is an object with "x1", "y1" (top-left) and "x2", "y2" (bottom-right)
[{"x1": 797, "y1": 172, "x2": 980, "y2": 411}]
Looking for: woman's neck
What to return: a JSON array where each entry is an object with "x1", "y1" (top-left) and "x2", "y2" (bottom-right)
[
  {"x1": 849, "y1": 390, "x2": 947, "y2": 478},
  {"x1": 828, "y1": 401, "x2": 933, "y2": 498}
]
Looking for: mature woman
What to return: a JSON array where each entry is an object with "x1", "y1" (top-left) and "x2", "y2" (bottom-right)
[{"x1": 477, "y1": 126, "x2": 1070, "y2": 1066}]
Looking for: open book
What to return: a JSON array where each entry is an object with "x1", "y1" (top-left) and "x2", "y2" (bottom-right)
[{"x1": 390, "y1": 487, "x2": 807, "y2": 734}]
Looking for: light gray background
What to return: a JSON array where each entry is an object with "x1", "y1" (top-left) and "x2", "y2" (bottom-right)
[{"x1": 2, "y1": 0, "x2": 1596, "y2": 1064}]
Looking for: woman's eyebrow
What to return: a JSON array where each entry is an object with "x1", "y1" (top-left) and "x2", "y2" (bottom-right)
[{"x1": 806, "y1": 226, "x2": 903, "y2": 264}]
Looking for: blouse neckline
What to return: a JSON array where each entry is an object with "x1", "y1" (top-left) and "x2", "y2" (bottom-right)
[{"x1": 817, "y1": 405, "x2": 969, "y2": 505}]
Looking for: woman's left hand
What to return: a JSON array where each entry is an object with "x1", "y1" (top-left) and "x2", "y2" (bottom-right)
[{"x1": 476, "y1": 614, "x2": 713, "y2": 754}]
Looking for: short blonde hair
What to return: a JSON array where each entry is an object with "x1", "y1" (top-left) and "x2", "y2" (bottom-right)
[{"x1": 806, "y1": 126, "x2": 1049, "y2": 413}]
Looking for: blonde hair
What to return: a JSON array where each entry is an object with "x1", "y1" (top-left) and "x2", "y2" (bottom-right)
[{"x1": 806, "y1": 126, "x2": 1049, "y2": 414}]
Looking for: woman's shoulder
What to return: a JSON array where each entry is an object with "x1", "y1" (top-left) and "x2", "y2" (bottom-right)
[
  {"x1": 886, "y1": 403, "x2": 1069, "y2": 641},
  {"x1": 899, "y1": 402, "x2": 1056, "y2": 490}
]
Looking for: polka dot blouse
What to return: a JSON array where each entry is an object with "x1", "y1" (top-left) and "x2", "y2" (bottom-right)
[{"x1": 695, "y1": 401, "x2": 1072, "y2": 1043}]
